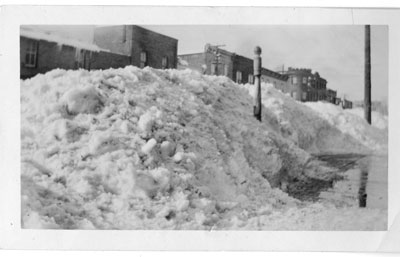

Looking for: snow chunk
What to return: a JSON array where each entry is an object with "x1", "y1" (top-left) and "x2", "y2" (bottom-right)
[
  {"x1": 137, "y1": 106, "x2": 162, "y2": 133},
  {"x1": 61, "y1": 85, "x2": 104, "y2": 115},
  {"x1": 50, "y1": 119, "x2": 85, "y2": 143},
  {"x1": 160, "y1": 141, "x2": 176, "y2": 158},
  {"x1": 148, "y1": 167, "x2": 171, "y2": 190},
  {"x1": 141, "y1": 138, "x2": 157, "y2": 154},
  {"x1": 173, "y1": 152, "x2": 184, "y2": 163},
  {"x1": 173, "y1": 191, "x2": 190, "y2": 212},
  {"x1": 89, "y1": 131, "x2": 120, "y2": 155}
]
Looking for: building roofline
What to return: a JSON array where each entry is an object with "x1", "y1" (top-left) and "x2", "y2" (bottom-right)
[
  {"x1": 133, "y1": 25, "x2": 179, "y2": 42},
  {"x1": 178, "y1": 52, "x2": 205, "y2": 56},
  {"x1": 261, "y1": 67, "x2": 289, "y2": 81},
  {"x1": 94, "y1": 25, "x2": 178, "y2": 42},
  {"x1": 21, "y1": 28, "x2": 109, "y2": 52}
]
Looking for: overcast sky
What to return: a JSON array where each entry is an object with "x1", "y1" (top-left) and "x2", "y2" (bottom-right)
[{"x1": 26, "y1": 25, "x2": 388, "y2": 101}]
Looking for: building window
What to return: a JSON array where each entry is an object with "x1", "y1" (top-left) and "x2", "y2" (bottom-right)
[
  {"x1": 224, "y1": 64, "x2": 229, "y2": 76},
  {"x1": 162, "y1": 56, "x2": 168, "y2": 69},
  {"x1": 75, "y1": 49, "x2": 91, "y2": 70},
  {"x1": 292, "y1": 77, "x2": 298, "y2": 84},
  {"x1": 302, "y1": 92, "x2": 307, "y2": 100},
  {"x1": 236, "y1": 71, "x2": 242, "y2": 84},
  {"x1": 302, "y1": 77, "x2": 307, "y2": 84},
  {"x1": 248, "y1": 74, "x2": 254, "y2": 84},
  {"x1": 25, "y1": 40, "x2": 38, "y2": 68},
  {"x1": 292, "y1": 92, "x2": 297, "y2": 99},
  {"x1": 140, "y1": 51, "x2": 147, "y2": 68},
  {"x1": 122, "y1": 25, "x2": 127, "y2": 43},
  {"x1": 211, "y1": 64, "x2": 216, "y2": 75}
]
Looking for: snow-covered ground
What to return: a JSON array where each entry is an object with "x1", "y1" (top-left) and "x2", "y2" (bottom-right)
[{"x1": 21, "y1": 67, "x2": 387, "y2": 230}]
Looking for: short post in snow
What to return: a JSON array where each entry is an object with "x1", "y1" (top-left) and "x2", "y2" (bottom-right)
[{"x1": 253, "y1": 46, "x2": 262, "y2": 122}]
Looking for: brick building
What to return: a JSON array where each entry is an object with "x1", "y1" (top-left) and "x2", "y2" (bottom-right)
[
  {"x1": 260, "y1": 68, "x2": 290, "y2": 93},
  {"x1": 326, "y1": 88, "x2": 338, "y2": 104},
  {"x1": 93, "y1": 25, "x2": 178, "y2": 69},
  {"x1": 178, "y1": 44, "x2": 253, "y2": 84},
  {"x1": 20, "y1": 28, "x2": 131, "y2": 79},
  {"x1": 280, "y1": 67, "x2": 351, "y2": 108},
  {"x1": 179, "y1": 44, "x2": 288, "y2": 86},
  {"x1": 281, "y1": 68, "x2": 328, "y2": 102}
]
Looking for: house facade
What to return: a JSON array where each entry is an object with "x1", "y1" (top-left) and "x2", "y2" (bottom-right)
[
  {"x1": 282, "y1": 68, "x2": 326, "y2": 102},
  {"x1": 260, "y1": 68, "x2": 290, "y2": 93},
  {"x1": 93, "y1": 25, "x2": 178, "y2": 69},
  {"x1": 178, "y1": 44, "x2": 253, "y2": 84},
  {"x1": 20, "y1": 28, "x2": 131, "y2": 79}
]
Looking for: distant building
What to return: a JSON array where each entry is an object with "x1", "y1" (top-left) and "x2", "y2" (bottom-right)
[
  {"x1": 282, "y1": 68, "x2": 327, "y2": 102},
  {"x1": 260, "y1": 68, "x2": 289, "y2": 92},
  {"x1": 326, "y1": 88, "x2": 338, "y2": 104},
  {"x1": 342, "y1": 99, "x2": 353, "y2": 109},
  {"x1": 93, "y1": 25, "x2": 178, "y2": 69},
  {"x1": 179, "y1": 44, "x2": 288, "y2": 86}
]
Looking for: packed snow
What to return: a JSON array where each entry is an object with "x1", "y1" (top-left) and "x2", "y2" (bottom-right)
[{"x1": 21, "y1": 67, "x2": 387, "y2": 230}]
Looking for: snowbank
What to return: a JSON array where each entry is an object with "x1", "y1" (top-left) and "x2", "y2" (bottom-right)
[
  {"x1": 242, "y1": 83, "x2": 387, "y2": 154},
  {"x1": 304, "y1": 103, "x2": 387, "y2": 153},
  {"x1": 346, "y1": 107, "x2": 388, "y2": 131},
  {"x1": 21, "y1": 67, "x2": 386, "y2": 230}
]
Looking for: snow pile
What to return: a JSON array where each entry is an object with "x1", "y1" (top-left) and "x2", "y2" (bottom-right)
[
  {"x1": 346, "y1": 107, "x2": 388, "y2": 131},
  {"x1": 242, "y1": 83, "x2": 386, "y2": 154},
  {"x1": 304, "y1": 102, "x2": 388, "y2": 153},
  {"x1": 21, "y1": 67, "x2": 386, "y2": 230}
]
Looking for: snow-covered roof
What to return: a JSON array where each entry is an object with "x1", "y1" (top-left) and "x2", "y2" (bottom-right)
[{"x1": 20, "y1": 28, "x2": 109, "y2": 52}]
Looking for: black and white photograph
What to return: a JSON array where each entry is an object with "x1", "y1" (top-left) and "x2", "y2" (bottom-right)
[
  {"x1": 1, "y1": 4, "x2": 399, "y2": 252},
  {"x1": 19, "y1": 24, "x2": 388, "y2": 230}
]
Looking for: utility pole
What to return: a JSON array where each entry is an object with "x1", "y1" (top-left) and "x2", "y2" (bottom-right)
[
  {"x1": 364, "y1": 25, "x2": 372, "y2": 124},
  {"x1": 253, "y1": 46, "x2": 262, "y2": 121}
]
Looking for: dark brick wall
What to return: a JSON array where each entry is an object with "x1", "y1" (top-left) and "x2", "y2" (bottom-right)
[
  {"x1": 130, "y1": 26, "x2": 178, "y2": 69},
  {"x1": 232, "y1": 55, "x2": 253, "y2": 84},
  {"x1": 20, "y1": 37, "x2": 76, "y2": 79},
  {"x1": 90, "y1": 51, "x2": 131, "y2": 70},
  {"x1": 93, "y1": 25, "x2": 178, "y2": 69}
]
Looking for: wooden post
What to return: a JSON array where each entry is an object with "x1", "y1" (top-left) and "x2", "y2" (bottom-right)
[
  {"x1": 253, "y1": 46, "x2": 262, "y2": 121},
  {"x1": 364, "y1": 25, "x2": 372, "y2": 124}
]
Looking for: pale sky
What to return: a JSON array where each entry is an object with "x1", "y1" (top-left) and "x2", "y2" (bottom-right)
[{"x1": 25, "y1": 25, "x2": 388, "y2": 102}]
